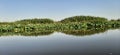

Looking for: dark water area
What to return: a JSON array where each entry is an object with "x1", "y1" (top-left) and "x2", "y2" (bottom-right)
[{"x1": 0, "y1": 29, "x2": 120, "y2": 55}]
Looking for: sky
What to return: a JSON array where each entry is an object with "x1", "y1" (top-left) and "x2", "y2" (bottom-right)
[{"x1": 0, "y1": 0, "x2": 120, "y2": 22}]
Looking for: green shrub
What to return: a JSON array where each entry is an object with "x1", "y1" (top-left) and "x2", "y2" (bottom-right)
[{"x1": 61, "y1": 16, "x2": 108, "y2": 23}]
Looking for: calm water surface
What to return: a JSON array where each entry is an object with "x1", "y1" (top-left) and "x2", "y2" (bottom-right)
[{"x1": 0, "y1": 29, "x2": 120, "y2": 55}]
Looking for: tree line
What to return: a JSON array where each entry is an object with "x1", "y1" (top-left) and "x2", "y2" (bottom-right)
[
  {"x1": 0, "y1": 15, "x2": 119, "y2": 24},
  {"x1": 0, "y1": 15, "x2": 120, "y2": 33}
]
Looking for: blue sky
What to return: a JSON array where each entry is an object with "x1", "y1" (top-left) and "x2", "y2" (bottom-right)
[{"x1": 0, "y1": 0, "x2": 120, "y2": 22}]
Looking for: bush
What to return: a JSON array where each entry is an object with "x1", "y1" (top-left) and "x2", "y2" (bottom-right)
[
  {"x1": 61, "y1": 16, "x2": 108, "y2": 23},
  {"x1": 15, "y1": 18, "x2": 54, "y2": 24}
]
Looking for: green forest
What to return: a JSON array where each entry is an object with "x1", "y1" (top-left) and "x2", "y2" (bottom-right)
[{"x1": 0, "y1": 16, "x2": 120, "y2": 33}]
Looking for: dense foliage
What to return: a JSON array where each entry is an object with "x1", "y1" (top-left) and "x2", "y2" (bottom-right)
[
  {"x1": 60, "y1": 16, "x2": 108, "y2": 23},
  {"x1": 0, "y1": 16, "x2": 120, "y2": 35},
  {"x1": 15, "y1": 18, "x2": 54, "y2": 24}
]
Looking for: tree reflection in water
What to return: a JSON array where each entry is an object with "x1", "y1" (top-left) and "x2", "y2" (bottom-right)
[{"x1": 0, "y1": 28, "x2": 119, "y2": 37}]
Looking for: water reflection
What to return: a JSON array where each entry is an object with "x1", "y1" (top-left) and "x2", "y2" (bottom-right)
[
  {"x1": 0, "y1": 31, "x2": 54, "y2": 36},
  {"x1": 0, "y1": 28, "x2": 119, "y2": 37},
  {"x1": 0, "y1": 28, "x2": 120, "y2": 55},
  {"x1": 62, "y1": 29, "x2": 107, "y2": 36}
]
